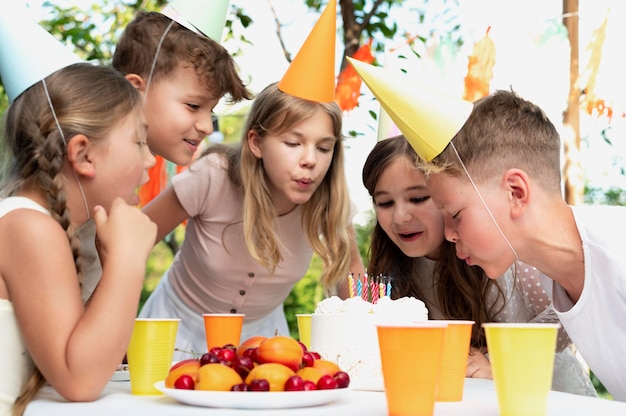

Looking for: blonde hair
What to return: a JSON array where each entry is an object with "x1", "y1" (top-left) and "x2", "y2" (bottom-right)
[
  {"x1": 424, "y1": 89, "x2": 562, "y2": 193},
  {"x1": 202, "y1": 83, "x2": 352, "y2": 294},
  {"x1": 1, "y1": 63, "x2": 143, "y2": 416}
]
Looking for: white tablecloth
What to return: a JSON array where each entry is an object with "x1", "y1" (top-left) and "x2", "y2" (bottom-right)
[{"x1": 25, "y1": 378, "x2": 626, "y2": 416}]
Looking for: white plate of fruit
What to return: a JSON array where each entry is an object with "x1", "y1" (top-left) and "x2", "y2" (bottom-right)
[{"x1": 155, "y1": 335, "x2": 350, "y2": 409}]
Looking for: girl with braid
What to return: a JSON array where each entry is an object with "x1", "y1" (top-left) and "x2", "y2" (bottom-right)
[{"x1": 0, "y1": 63, "x2": 157, "y2": 415}]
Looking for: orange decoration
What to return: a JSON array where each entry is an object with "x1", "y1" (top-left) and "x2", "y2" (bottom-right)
[
  {"x1": 138, "y1": 156, "x2": 191, "y2": 207},
  {"x1": 578, "y1": 16, "x2": 614, "y2": 120},
  {"x1": 138, "y1": 155, "x2": 167, "y2": 207},
  {"x1": 335, "y1": 38, "x2": 374, "y2": 112},
  {"x1": 463, "y1": 26, "x2": 495, "y2": 102}
]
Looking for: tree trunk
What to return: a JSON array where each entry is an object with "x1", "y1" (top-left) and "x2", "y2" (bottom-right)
[{"x1": 562, "y1": 0, "x2": 583, "y2": 205}]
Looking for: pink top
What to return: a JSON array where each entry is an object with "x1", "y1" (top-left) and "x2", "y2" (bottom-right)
[{"x1": 168, "y1": 153, "x2": 313, "y2": 321}]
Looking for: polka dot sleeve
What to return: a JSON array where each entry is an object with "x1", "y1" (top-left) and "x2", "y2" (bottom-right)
[{"x1": 515, "y1": 261, "x2": 571, "y2": 351}]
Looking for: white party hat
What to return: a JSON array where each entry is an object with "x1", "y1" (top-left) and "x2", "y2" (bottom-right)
[
  {"x1": 161, "y1": 0, "x2": 230, "y2": 40},
  {"x1": 0, "y1": 2, "x2": 82, "y2": 103}
]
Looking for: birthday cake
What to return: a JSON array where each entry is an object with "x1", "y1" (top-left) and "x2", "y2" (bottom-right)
[{"x1": 310, "y1": 295, "x2": 428, "y2": 391}]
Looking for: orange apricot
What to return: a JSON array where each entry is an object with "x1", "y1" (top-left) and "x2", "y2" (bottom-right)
[
  {"x1": 256, "y1": 336, "x2": 304, "y2": 372},
  {"x1": 312, "y1": 359, "x2": 341, "y2": 376},
  {"x1": 195, "y1": 363, "x2": 243, "y2": 391},
  {"x1": 164, "y1": 359, "x2": 201, "y2": 388},
  {"x1": 245, "y1": 362, "x2": 295, "y2": 392},
  {"x1": 236, "y1": 335, "x2": 267, "y2": 357}
]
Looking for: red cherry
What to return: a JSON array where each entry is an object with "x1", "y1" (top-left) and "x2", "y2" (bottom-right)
[
  {"x1": 232, "y1": 356, "x2": 255, "y2": 378},
  {"x1": 242, "y1": 347, "x2": 260, "y2": 363},
  {"x1": 199, "y1": 352, "x2": 217, "y2": 366},
  {"x1": 209, "y1": 346, "x2": 222, "y2": 355},
  {"x1": 297, "y1": 341, "x2": 308, "y2": 353},
  {"x1": 231, "y1": 383, "x2": 250, "y2": 391},
  {"x1": 284, "y1": 375, "x2": 305, "y2": 391},
  {"x1": 302, "y1": 351, "x2": 315, "y2": 368},
  {"x1": 249, "y1": 379, "x2": 270, "y2": 391},
  {"x1": 310, "y1": 351, "x2": 321, "y2": 360},
  {"x1": 217, "y1": 347, "x2": 237, "y2": 364},
  {"x1": 303, "y1": 380, "x2": 318, "y2": 391},
  {"x1": 333, "y1": 371, "x2": 350, "y2": 388},
  {"x1": 199, "y1": 352, "x2": 220, "y2": 366},
  {"x1": 173, "y1": 374, "x2": 195, "y2": 390},
  {"x1": 317, "y1": 374, "x2": 338, "y2": 390}
]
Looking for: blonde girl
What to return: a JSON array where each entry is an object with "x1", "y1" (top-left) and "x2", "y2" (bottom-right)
[{"x1": 141, "y1": 82, "x2": 363, "y2": 358}]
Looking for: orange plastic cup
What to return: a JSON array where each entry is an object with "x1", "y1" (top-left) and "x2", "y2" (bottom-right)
[
  {"x1": 377, "y1": 322, "x2": 448, "y2": 416},
  {"x1": 203, "y1": 313, "x2": 244, "y2": 351},
  {"x1": 483, "y1": 323, "x2": 559, "y2": 416},
  {"x1": 127, "y1": 318, "x2": 179, "y2": 395},
  {"x1": 436, "y1": 320, "x2": 474, "y2": 402}
]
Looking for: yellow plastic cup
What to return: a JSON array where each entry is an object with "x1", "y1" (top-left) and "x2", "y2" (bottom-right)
[
  {"x1": 436, "y1": 320, "x2": 474, "y2": 402},
  {"x1": 483, "y1": 323, "x2": 560, "y2": 416},
  {"x1": 203, "y1": 313, "x2": 244, "y2": 351},
  {"x1": 295, "y1": 314, "x2": 312, "y2": 349},
  {"x1": 377, "y1": 322, "x2": 448, "y2": 416},
  {"x1": 127, "y1": 318, "x2": 179, "y2": 395}
]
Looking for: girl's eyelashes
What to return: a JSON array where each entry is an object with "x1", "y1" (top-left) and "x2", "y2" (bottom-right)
[
  {"x1": 374, "y1": 199, "x2": 393, "y2": 208},
  {"x1": 410, "y1": 196, "x2": 430, "y2": 204},
  {"x1": 374, "y1": 195, "x2": 430, "y2": 209},
  {"x1": 317, "y1": 146, "x2": 332, "y2": 153},
  {"x1": 186, "y1": 103, "x2": 200, "y2": 110}
]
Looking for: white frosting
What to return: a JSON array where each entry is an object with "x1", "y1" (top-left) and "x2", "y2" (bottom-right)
[{"x1": 310, "y1": 296, "x2": 429, "y2": 391}]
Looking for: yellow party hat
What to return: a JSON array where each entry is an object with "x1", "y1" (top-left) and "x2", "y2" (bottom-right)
[
  {"x1": 0, "y1": 2, "x2": 82, "y2": 103},
  {"x1": 278, "y1": 0, "x2": 336, "y2": 102},
  {"x1": 348, "y1": 57, "x2": 473, "y2": 161},
  {"x1": 161, "y1": 0, "x2": 230, "y2": 40}
]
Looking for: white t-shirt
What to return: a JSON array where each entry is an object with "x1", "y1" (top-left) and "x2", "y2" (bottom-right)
[
  {"x1": 0, "y1": 197, "x2": 46, "y2": 414},
  {"x1": 553, "y1": 205, "x2": 626, "y2": 401}
]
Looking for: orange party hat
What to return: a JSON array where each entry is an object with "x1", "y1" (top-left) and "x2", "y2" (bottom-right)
[
  {"x1": 0, "y1": 2, "x2": 82, "y2": 103},
  {"x1": 278, "y1": 0, "x2": 336, "y2": 102},
  {"x1": 348, "y1": 58, "x2": 473, "y2": 161}
]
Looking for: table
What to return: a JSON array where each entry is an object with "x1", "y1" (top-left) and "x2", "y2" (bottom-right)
[{"x1": 25, "y1": 378, "x2": 626, "y2": 416}]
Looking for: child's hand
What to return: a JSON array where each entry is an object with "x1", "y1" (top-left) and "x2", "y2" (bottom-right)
[
  {"x1": 93, "y1": 198, "x2": 157, "y2": 265},
  {"x1": 467, "y1": 346, "x2": 492, "y2": 379}
]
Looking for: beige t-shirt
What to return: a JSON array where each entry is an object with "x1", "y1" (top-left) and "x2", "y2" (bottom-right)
[{"x1": 168, "y1": 153, "x2": 313, "y2": 321}]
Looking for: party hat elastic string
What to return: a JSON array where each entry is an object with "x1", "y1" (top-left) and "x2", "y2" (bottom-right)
[
  {"x1": 42, "y1": 78, "x2": 90, "y2": 220},
  {"x1": 144, "y1": 19, "x2": 175, "y2": 102},
  {"x1": 450, "y1": 142, "x2": 519, "y2": 262}
]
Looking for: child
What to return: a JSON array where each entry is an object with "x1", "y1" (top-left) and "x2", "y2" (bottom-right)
[
  {"x1": 362, "y1": 135, "x2": 596, "y2": 395},
  {"x1": 112, "y1": 10, "x2": 252, "y2": 166},
  {"x1": 139, "y1": 0, "x2": 364, "y2": 358},
  {"x1": 0, "y1": 62, "x2": 157, "y2": 415},
  {"x1": 140, "y1": 80, "x2": 363, "y2": 358},
  {"x1": 423, "y1": 90, "x2": 626, "y2": 401}
]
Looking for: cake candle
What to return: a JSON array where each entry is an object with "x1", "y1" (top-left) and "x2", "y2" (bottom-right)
[{"x1": 348, "y1": 273, "x2": 355, "y2": 298}]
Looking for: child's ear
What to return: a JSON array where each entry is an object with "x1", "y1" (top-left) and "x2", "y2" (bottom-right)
[
  {"x1": 247, "y1": 130, "x2": 263, "y2": 159},
  {"x1": 125, "y1": 73, "x2": 146, "y2": 92},
  {"x1": 66, "y1": 134, "x2": 96, "y2": 178},
  {"x1": 504, "y1": 169, "x2": 529, "y2": 218}
]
